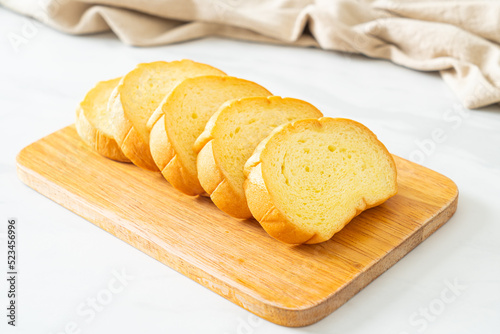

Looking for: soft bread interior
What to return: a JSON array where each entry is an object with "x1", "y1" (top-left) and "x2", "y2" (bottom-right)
[
  {"x1": 119, "y1": 60, "x2": 225, "y2": 143},
  {"x1": 81, "y1": 77, "x2": 122, "y2": 137},
  {"x1": 207, "y1": 96, "x2": 323, "y2": 203},
  {"x1": 259, "y1": 118, "x2": 397, "y2": 242},
  {"x1": 164, "y1": 76, "x2": 271, "y2": 185}
]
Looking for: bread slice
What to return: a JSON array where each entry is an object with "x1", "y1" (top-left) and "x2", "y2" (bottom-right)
[
  {"x1": 194, "y1": 96, "x2": 323, "y2": 218},
  {"x1": 149, "y1": 75, "x2": 271, "y2": 196},
  {"x1": 109, "y1": 60, "x2": 225, "y2": 171},
  {"x1": 75, "y1": 77, "x2": 130, "y2": 162},
  {"x1": 244, "y1": 118, "x2": 398, "y2": 244}
]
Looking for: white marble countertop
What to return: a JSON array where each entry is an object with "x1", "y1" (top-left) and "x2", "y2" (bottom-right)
[{"x1": 1, "y1": 8, "x2": 499, "y2": 334}]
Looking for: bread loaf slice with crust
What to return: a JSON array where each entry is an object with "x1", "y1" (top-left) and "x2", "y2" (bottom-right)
[
  {"x1": 149, "y1": 75, "x2": 271, "y2": 196},
  {"x1": 75, "y1": 77, "x2": 130, "y2": 162},
  {"x1": 109, "y1": 60, "x2": 225, "y2": 171},
  {"x1": 244, "y1": 118, "x2": 398, "y2": 244},
  {"x1": 194, "y1": 96, "x2": 323, "y2": 218}
]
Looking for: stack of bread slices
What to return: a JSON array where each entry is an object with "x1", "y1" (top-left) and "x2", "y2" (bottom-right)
[{"x1": 76, "y1": 59, "x2": 398, "y2": 244}]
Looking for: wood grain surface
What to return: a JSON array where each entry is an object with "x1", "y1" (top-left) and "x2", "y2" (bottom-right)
[{"x1": 16, "y1": 125, "x2": 458, "y2": 327}]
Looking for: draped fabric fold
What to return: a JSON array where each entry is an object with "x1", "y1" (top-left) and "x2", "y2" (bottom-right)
[{"x1": 3, "y1": 0, "x2": 500, "y2": 109}]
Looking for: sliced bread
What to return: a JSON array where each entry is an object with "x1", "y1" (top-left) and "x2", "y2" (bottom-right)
[
  {"x1": 149, "y1": 75, "x2": 271, "y2": 196},
  {"x1": 194, "y1": 96, "x2": 323, "y2": 218},
  {"x1": 75, "y1": 77, "x2": 130, "y2": 162},
  {"x1": 109, "y1": 60, "x2": 225, "y2": 171},
  {"x1": 244, "y1": 118, "x2": 398, "y2": 244}
]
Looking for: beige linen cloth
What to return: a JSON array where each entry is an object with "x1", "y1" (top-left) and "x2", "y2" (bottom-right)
[{"x1": 2, "y1": 0, "x2": 500, "y2": 109}]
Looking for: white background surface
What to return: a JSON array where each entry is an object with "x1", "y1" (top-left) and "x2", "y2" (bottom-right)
[{"x1": 1, "y1": 7, "x2": 499, "y2": 334}]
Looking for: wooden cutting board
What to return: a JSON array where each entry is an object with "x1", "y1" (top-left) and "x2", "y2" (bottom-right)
[{"x1": 16, "y1": 126, "x2": 458, "y2": 327}]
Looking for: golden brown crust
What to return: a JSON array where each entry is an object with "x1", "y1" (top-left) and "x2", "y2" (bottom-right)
[
  {"x1": 150, "y1": 115, "x2": 205, "y2": 195},
  {"x1": 196, "y1": 97, "x2": 321, "y2": 219},
  {"x1": 197, "y1": 140, "x2": 252, "y2": 218},
  {"x1": 243, "y1": 121, "x2": 289, "y2": 178},
  {"x1": 110, "y1": 60, "x2": 225, "y2": 172},
  {"x1": 109, "y1": 88, "x2": 159, "y2": 171},
  {"x1": 75, "y1": 105, "x2": 130, "y2": 162},
  {"x1": 151, "y1": 77, "x2": 270, "y2": 197},
  {"x1": 244, "y1": 163, "x2": 316, "y2": 244},
  {"x1": 244, "y1": 117, "x2": 398, "y2": 245},
  {"x1": 149, "y1": 114, "x2": 173, "y2": 172}
]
